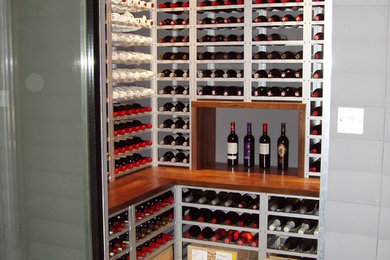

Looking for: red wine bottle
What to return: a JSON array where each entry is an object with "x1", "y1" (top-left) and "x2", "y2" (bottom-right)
[
  {"x1": 198, "y1": 69, "x2": 212, "y2": 78},
  {"x1": 198, "y1": 86, "x2": 212, "y2": 95},
  {"x1": 267, "y1": 51, "x2": 281, "y2": 59},
  {"x1": 213, "y1": 34, "x2": 226, "y2": 42},
  {"x1": 160, "y1": 119, "x2": 174, "y2": 128},
  {"x1": 211, "y1": 228, "x2": 227, "y2": 242},
  {"x1": 211, "y1": 192, "x2": 229, "y2": 206},
  {"x1": 281, "y1": 51, "x2": 294, "y2": 59},
  {"x1": 295, "y1": 51, "x2": 303, "y2": 59},
  {"x1": 183, "y1": 207, "x2": 199, "y2": 221},
  {"x1": 237, "y1": 232, "x2": 254, "y2": 245},
  {"x1": 281, "y1": 68, "x2": 295, "y2": 78},
  {"x1": 295, "y1": 68, "x2": 303, "y2": 78},
  {"x1": 259, "y1": 123, "x2": 271, "y2": 168},
  {"x1": 173, "y1": 85, "x2": 188, "y2": 95},
  {"x1": 314, "y1": 13, "x2": 324, "y2": 21},
  {"x1": 310, "y1": 160, "x2": 321, "y2": 172},
  {"x1": 253, "y1": 15, "x2": 268, "y2": 23},
  {"x1": 159, "y1": 18, "x2": 173, "y2": 26},
  {"x1": 251, "y1": 234, "x2": 259, "y2": 247},
  {"x1": 281, "y1": 14, "x2": 294, "y2": 22},
  {"x1": 313, "y1": 51, "x2": 323, "y2": 60},
  {"x1": 253, "y1": 34, "x2": 267, "y2": 41},
  {"x1": 198, "y1": 35, "x2": 213, "y2": 42},
  {"x1": 224, "y1": 230, "x2": 240, "y2": 243},
  {"x1": 212, "y1": 69, "x2": 225, "y2": 78},
  {"x1": 244, "y1": 123, "x2": 255, "y2": 167},
  {"x1": 199, "y1": 17, "x2": 212, "y2": 24},
  {"x1": 198, "y1": 190, "x2": 217, "y2": 204},
  {"x1": 198, "y1": 227, "x2": 214, "y2": 240},
  {"x1": 295, "y1": 14, "x2": 303, "y2": 21},
  {"x1": 312, "y1": 88, "x2": 323, "y2": 97},
  {"x1": 159, "y1": 102, "x2": 174, "y2": 111},
  {"x1": 184, "y1": 225, "x2": 201, "y2": 238},
  {"x1": 267, "y1": 33, "x2": 287, "y2": 41},
  {"x1": 198, "y1": 0, "x2": 212, "y2": 6},
  {"x1": 268, "y1": 15, "x2": 281, "y2": 22},
  {"x1": 310, "y1": 142, "x2": 321, "y2": 154},
  {"x1": 311, "y1": 106, "x2": 322, "y2": 116},
  {"x1": 224, "y1": 192, "x2": 241, "y2": 207},
  {"x1": 227, "y1": 122, "x2": 239, "y2": 166},
  {"x1": 314, "y1": 32, "x2": 324, "y2": 40},
  {"x1": 277, "y1": 123, "x2": 289, "y2": 170},
  {"x1": 237, "y1": 213, "x2": 256, "y2": 227},
  {"x1": 183, "y1": 189, "x2": 202, "y2": 202},
  {"x1": 197, "y1": 208, "x2": 213, "y2": 222},
  {"x1": 158, "y1": 69, "x2": 172, "y2": 77},
  {"x1": 160, "y1": 86, "x2": 174, "y2": 94},
  {"x1": 238, "y1": 194, "x2": 255, "y2": 208},
  {"x1": 211, "y1": 210, "x2": 226, "y2": 224}
]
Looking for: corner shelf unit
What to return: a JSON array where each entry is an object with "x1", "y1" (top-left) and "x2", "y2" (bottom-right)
[{"x1": 152, "y1": 0, "x2": 329, "y2": 177}]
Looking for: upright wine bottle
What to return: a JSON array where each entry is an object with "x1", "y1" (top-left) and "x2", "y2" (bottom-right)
[
  {"x1": 227, "y1": 122, "x2": 239, "y2": 166},
  {"x1": 277, "y1": 123, "x2": 289, "y2": 170},
  {"x1": 243, "y1": 123, "x2": 255, "y2": 167},
  {"x1": 259, "y1": 123, "x2": 271, "y2": 168}
]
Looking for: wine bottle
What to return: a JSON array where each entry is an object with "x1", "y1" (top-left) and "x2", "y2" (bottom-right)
[
  {"x1": 267, "y1": 33, "x2": 287, "y2": 41},
  {"x1": 225, "y1": 34, "x2": 242, "y2": 41},
  {"x1": 184, "y1": 225, "x2": 201, "y2": 238},
  {"x1": 300, "y1": 239, "x2": 317, "y2": 253},
  {"x1": 253, "y1": 34, "x2": 267, "y2": 41},
  {"x1": 295, "y1": 68, "x2": 303, "y2": 78},
  {"x1": 227, "y1": 122, "x2": 239, "y2": 166},
  {"x1": 267, "y1": 87, "x2": 281, "y2": 96},
  {"x1": 199, "y1": 17, "x2": 213, "y2": 24},
  {"x1": 299, "y1": 199, "x2": 318, "y2": 214},
  {"x1": 295, "y1": 51, "x2": 303, "y2": 59},
  {"x1": 198, "y1": 0, "x2": 212, "y2": 6},
  {"x1": 160, "y1": 52, "x2": 172, "y2": 60},
  {"x1": 159, "y1": 102, "x2": 174, "y2": 111},
  {"x1": 171, "y1": 151, "x2": 188, "y2": 163},
  {"x1": 244, "y1": 123, "x2": 255, "y2": 167},
  {"x1": 281, "y1": 68, "x2": 295, "y2": 78},
  {"x1": 198, "y1": 86, "x2": 212, "y2": 95},
  {"x1": 314, "y1": 13, "x2": 324, "y2": 21},
  {"x1": 160, "y1": 35, "x2": 173, "y2": 43},
  {"x1": 158, "y1": 69, "x2": 172, "y2": 77},
  {"x1": 314, "y1": 51, "x2": 323, "y2": 59},
  {"x1": 198, "y1": 69, "x2": 212, "y2": 78},
  {"x1": 223, "y1": 69, "x2": 238, "y2": 78},
  {"x1": 253, "y1": 70, "x2": 268, "y2": 78},
  {"x1": 311, "y1": 106, "x2": 322, "y2": 116},
  {"x1": 211, "y1": 17, "x2": 225, "y2": 24},
  {"x1": 198, "y1": 227, "x2": 214, "y2": 240},
  {"x1": 253, "y1": 51, "x2": 267, "y2": 59},
  {"x1": 312, "y1": 88, "x2": 323, "y2": 97},
  {"x1": 238, "y1": 194, "x2": 255, "y2": 208},
  {"x1": 160, "y1": 118, "x2": 174, "y2": 128},
  {"x1": 198, "y1": 35, "x2": 213, "y2": 42},
  {"x1": 310, "y1": 142, "x2": 321, "y2": 154},
  {"x1": 268, "y1": 217, "x2": 286, "y2": 231},
  {"x1": 253, "y1": 15, "x2": 268, "y2": 23},
  {"x1": 268, "y1": 69, "x2": 281, "y2": 78},
  {"x1": 314, "y1": 32, "x2": 324, "y2": 40},
  {"x1": 251, "y1": 234, "x2": 259, "y2": 247},
  {"x1": 197, "y1": 52, "x2": 211, "y2": 60},
  {"x1": 170, "y1": 69, "x2": 188, "y2": 78},
  {"x1": 281, "y1": 51, "x2": 294, "y2": 59},
  {"x1": 160, "y1": 151, "x2": 174, "y2": 162},
  {"x1": 313, "y1": 70, "x2": 323, "y2": 78},
  {"x1": 211, "y1": 228, "x2": 227, "y2": 242},
  {"x1": 224, "y1": 229, "x2": 240, "y2": 243},
  {"x1": 160, "y1": 85, "x2": 174, "y2": 94},
  {"x1": 213, "y1": 34, "x2": 226, "y2": 42},
  {"x1": 159, "y1": 18, "x2": 173, "y2": 26},
  {"x1": 269, "y1": 197, "x2": 286, "y2": 211},
  {"x1": 282, "y1": 237, "x2": 300, "y2": 251},
  {"x1": 268, "y1": 15, "x2": 281, "y2": 22},
  {"x1": 295, "y1": 87, "x2": 302, "y2": 97},
  {"x1": 211, "y1": 210, "x2": 226, "y2": 224},
  {"x1": 283, "y1": 218, "x2": 299, "y2": 233},
  {"x1": 259, "y1": 123, "x2": 271, "y2": 168},
  {"x1": 183, "y1": 207, "x2": 199, "y2": 221},
  {"x1": 212, "y1": 69, "x2": 225, "y2": 78},
  {"x1": 311, "y1": 124, "x2": 322, "y2": 135},
  {"x1": 174, "y1": 35, "x2": 189, "y2": 43},
  {"x1": 173, "y1": 118, "x2": 188, "y2": 129},
  {"x1": 298, "y1": 220, "x2": 317, "y2": 235},
  {"x1": 173, "y1": 85, "x2": 188, "y2": 95},
  {"x1": 310, "y1": 159, "x2": 321, "y2": 172},
  {"x1": 253, "y1": 86, "x2": 268, "y2": 96},
  {"x1": 295, "y1": 14, "x2": 303, "y2": 21},
  {"x1": 183, "y1": 189, "x2": 202, "y2": 203},
  {"x1": 236, "y1": 232, "x2": 254, "y2": 245},
  {"x1": 267, "y1": 51, "x2": 281, "y2": 59},
  {"x1": 277, "y1": 123, "x2": 289, "y2": 170},
  {"x1": 281, "y1": 87, "x2": 295, "y2": 97},
  {"x1": 224, "y1": 192, "x2": 241, "y2": 207},
  {"x1": 284, "y1": 198, "x2": 302, "y2": 213},
  {"x1": 197, "y1": 190, "x2": 217, "y2": 204},
  {"x1": 211, "y1": 192, "x2": 229, "y2": 205},
  {"x1": 158, "y1": 2, "x2": 171, "y2": 8},
  {"x1": 281, "y1": 14, "x2": 294, "y2": 22},
  {"x1": 172, "y1": 134, "x2": 188, "y2": 146},
  {"x1": 197, "y1": 208, "x2": 213, "y2": 222}
]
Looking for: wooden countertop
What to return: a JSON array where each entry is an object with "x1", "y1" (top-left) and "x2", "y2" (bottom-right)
[{"x1": 108, "y1": 166, "x2": 320, "y2": 214}]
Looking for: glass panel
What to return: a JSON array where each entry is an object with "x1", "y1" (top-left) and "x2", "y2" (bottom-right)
[{"x1": 0, "y1": 0, "x2": 93, "y2": 259}]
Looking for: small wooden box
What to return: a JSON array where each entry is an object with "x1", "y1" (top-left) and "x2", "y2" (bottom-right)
[{"x1": 188, "y1": 244, "x2": 258, "y2": 260}]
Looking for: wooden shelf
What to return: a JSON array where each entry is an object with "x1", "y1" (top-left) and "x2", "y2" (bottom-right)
[{"x1": 191, "y1": 101, "x2": 306, "y2": 177}]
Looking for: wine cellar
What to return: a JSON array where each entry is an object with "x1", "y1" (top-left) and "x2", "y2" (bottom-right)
[{"x1": 105, "y1": 0, "x2": 330, "y2": 259}]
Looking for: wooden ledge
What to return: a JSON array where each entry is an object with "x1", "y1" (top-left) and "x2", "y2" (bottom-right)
[{"x1": 108, "y1": 166, "x2": 320, "y2": 214}]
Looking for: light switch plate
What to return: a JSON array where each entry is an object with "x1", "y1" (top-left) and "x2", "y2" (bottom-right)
[{"x1": 337, "y1": 107, "x2": 364, "y2": 134}]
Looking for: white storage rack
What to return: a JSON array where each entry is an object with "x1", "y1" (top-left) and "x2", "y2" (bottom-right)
[
  {"x1": 108, "y1": 185, "x2": 320, "y2": 259},
  {"x1": 152, "y1": 0, "x2": 329, "y2": 177},
  {"x1": 106, "y1": 0, "x2": 155, "y2": 181}
]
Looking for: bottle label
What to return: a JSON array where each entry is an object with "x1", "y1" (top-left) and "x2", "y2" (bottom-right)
[
  {"x1": 278, "y1": 143, "x2": 287, "y2": 157},
  {"x1": 259, "y1": 143, "x2": 269, "y2": 155},
  {"x1": 227, "y1": 143, "x2": 238, "y2": 159},
  {"x1": 244, "y1": 142, "x2": 251, "y2": 159}
]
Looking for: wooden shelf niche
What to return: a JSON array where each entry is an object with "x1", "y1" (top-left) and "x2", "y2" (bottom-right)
[{"x1": 191, "y1": 101, "x2": 306, "y2": 178}]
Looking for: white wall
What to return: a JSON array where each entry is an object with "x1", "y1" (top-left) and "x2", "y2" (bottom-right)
[{"x1": 325, "y1": 0, "x2": 390, "y2": 259}]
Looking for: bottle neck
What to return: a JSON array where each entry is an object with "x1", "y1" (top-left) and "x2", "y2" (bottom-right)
[
  {"x1": 247, "y1": 123, "x2": 252, "y2": 134},
  {"x1": 263, "y1": 123, "x2": 268, "y2": 135},
  {"x1": 281, "y1": 123, "x2": 286, "y2": 136},
  {"x1": 230, "y1": 122, "x2": 235, "y2": 134}
]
